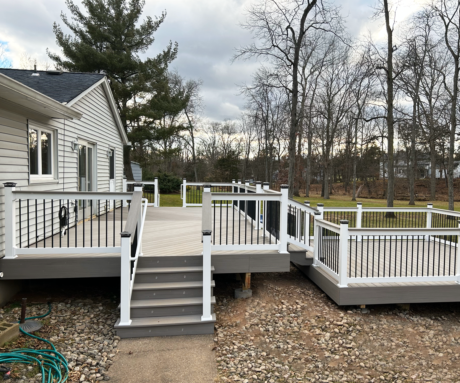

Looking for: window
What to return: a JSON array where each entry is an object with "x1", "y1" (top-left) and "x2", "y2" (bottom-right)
[
  {"x1": 29, "y1": 127, "x2": 54, "y2": 178},
  {"x1": 109, "y1": 149, "x2": 115, "y2": 180}
]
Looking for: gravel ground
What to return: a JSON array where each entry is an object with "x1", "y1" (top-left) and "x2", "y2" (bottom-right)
[
  {"x1": 213, "y1": 266, "x2": 460, "y2": 383},
  {"x1": 0, "y1": 279, "x2": 119, "y2": 383}
]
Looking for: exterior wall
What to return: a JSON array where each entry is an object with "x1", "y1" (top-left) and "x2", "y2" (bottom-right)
[{"x1": 0, "y1": 83, "x2": 125, "y2": 257}]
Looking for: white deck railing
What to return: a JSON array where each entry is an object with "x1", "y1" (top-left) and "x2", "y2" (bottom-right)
[{"x1": 124, "y1": 178, "x2": 159, "y2": 207}]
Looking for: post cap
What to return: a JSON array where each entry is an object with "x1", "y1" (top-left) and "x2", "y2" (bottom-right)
[
  {"x1": 340, "y1": 220, "x2": 349, "y2": 224},
  {"x1": 263, "y1": 182, "x2": 269, "y2": 185},
  {"x1": 183, "y1": 178, "x2": 186, "y2": 180},
  {"x1": 133, "y1": 183, "x2": 143, "y2": 187},
  {"x1": 202, "y1": 230, "x2": 212, "y2": 236},
  {"x1": 427, "y1": 203, "x2": 433, "y2": 207},
  {"x1": 232, "y1": 179, "x2": 235, "y2": 182},
  {"x1": 357, "y1": 202, "x2": 362, "y2": 206},
  {"x1": 255, "y1": 181, "x2": 262, "y2": 184},
  {"x1": 154, "y1": 177, "x2": 158, "y2": 179},
  {"x1": 203, "y1": 184, "x2": 211, "y2": 189},
  {"x1": 3, "y1": 182, "x2": 17, "y2": 187},
  {"x1": 314, "y1": 211, "x2": 321, "y2": 216},
  {"x1": 317, "y1": 203, "x2": 324, "y2": 207},
  {"x1": 238, "y1": 179, "x2": 241, "y2": 182},
  {"x1": 280, "y1": 184, "x2": 288, "y2": 189},
  {"x1": 120, "y1": 231, "x2": 132, "y2": 238},
  {"x1": 304, "y1": 200, "x2": 310, "y2": 204}
]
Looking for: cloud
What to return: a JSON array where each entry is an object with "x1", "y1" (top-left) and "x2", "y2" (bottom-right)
[{"x1": 0, "y1": 0, "x2": 429, "y2": 121}]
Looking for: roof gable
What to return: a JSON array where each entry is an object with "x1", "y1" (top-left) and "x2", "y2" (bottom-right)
[{"x1": 0, "y1": 69, "x2": 104, "y2": 104}]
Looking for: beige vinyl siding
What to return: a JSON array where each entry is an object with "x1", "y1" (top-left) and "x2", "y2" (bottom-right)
[{"x1": 0, "y1": 81, "x2": 125, "y2": 256}]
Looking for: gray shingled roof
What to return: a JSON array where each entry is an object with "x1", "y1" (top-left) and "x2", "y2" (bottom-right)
[{"x1": 0, "y1": 69, "x2": 105, "y2": 104}]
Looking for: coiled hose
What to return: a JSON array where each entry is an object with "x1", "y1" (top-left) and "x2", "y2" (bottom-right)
[{"x1": 0, "y1": 303, "x2": 68, "y2": 382}]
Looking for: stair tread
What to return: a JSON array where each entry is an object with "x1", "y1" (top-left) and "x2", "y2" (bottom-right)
[
  {"x1": 133, "y1": 280, "x2": 215, "y2": 290},
  {"x1": 136, "y1": 266, "x2": 215, "y2": 274},
  {"x1": 115, "y1": 314, "x2": 216, "y2": 328},
  {"x1": 131, "y1": 296, "x2": 216, "y2": 308}
]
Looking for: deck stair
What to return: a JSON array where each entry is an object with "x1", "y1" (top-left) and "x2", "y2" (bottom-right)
[{"x1": 115, "y1": 255, "x2": 216, "y2": 338}]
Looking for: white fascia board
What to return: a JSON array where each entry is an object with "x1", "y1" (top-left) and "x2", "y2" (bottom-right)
[
  {"x1": 66, "y1": 77, "x2": 106, "y2": 107},
  {"x1": 0, "y1": 73, "x2": 82, "y2": 120}
]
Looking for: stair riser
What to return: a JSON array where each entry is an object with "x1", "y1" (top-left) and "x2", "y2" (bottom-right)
[
  {"x1": 131, "y1": 304, "x2": 214, "y2": 318},
  {"x1": 137, "y1": 256, "x2": 202, "y2": 268},
  {"x1": 116, "y1": 322, "x2": 215, "y2": 338},
  {"x1": 135, "y1": 272, "x2": 203, "y2": 284},
  {"x1": 132, "y1": 287, "x2": 211, "y2": 300}
]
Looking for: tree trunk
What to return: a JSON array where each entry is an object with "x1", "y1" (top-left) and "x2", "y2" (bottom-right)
[
  {"x1": 384, "y1": 0, "x2": 395, "y2": 212},
  {"x1": 430, "y1": 141, "x2": 436, "y2": 200},
  {"x1": 448, "y1": 63, "x2": 458, "y2": 211}
]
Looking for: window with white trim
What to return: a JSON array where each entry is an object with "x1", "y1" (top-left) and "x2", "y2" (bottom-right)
[{"x1": 29, "y1": 127, "x2": 55, "y2": 178}]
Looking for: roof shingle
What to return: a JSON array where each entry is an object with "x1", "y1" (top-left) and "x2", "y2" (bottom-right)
[{"x1": 0, "y1": 69, "x2": 105, "y2": 103}]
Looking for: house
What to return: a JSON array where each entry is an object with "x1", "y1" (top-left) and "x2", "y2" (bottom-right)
[
  {"x1": 0, "y1": 68, "x2": 129, "y2": 262},
  {"x1": 379, "y1": 157, "x2": 460, "y2": 179}
]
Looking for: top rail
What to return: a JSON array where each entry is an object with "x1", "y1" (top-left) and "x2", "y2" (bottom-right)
[
  {"x1": 288, "y1": 198, "x2": 319, "y2": 213},
  {"x1": 315, "y1": 219, "x2": 341, "y2": 233},
  {"x1": 124, "y1": 191, "x2": 142, "y2": 243},
  {"x1": 13, "y1": 191, "x2": 133, "y2": 201}
]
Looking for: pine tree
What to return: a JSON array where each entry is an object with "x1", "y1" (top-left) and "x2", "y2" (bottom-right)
[{"x1": 48, "y1": 0, "x2": 178, "y2": 179}]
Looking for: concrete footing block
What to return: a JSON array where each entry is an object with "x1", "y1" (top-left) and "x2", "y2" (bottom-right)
[
  {"x1": 0, "y1": 321, "x2": 19, "y2": 346},
  {"x1": 235, "y1": 288, "x2": 252, "y2": 299}
]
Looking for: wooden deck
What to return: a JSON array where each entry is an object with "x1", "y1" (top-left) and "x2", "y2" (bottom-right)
[{"x1": 0, "y1": 207, "x2": 296, "y2": 279}]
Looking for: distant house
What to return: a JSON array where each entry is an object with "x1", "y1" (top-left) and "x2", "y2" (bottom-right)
[
  {"x1": 0, "y1": 68, "x2": 129, "y2": 257},
  {"x1": 379, "y1": 157, "x2": 460, "y2": 179}
]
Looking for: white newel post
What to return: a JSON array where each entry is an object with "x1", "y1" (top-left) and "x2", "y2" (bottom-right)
[
  {"x1": 317, "y1": 203, "x2": 324, "y2": 219},
  {"x1": 201, "y1": 184, "x2": 213, "y2": 321},
  {"x1": 134, "y1": 184, "x2": 143, "y2": 256},
  {"x1": 338, "y1": 220, "x2": 349, "y2": 287},
  {"x1": 237, "y1": 179, "x2": 241, "y2": 211},
  {"x1": 202, "y1": 230, "x2": 213, "y2": 321},
  {"x1": 119, "y1": 231, "x2": 132, "y2": 326},
  {"x1": 426, "y1": 203, "x2": 433, "y2": 240},
  {"x1": 122, "y1": 178, "x2": 127, "y2": 207},
  {"x1": 263, "y1": 182, "x2": 269, "y2": 191},
  {"x1": 255, "y1": 181, "x2": 262, "y2": 229},
  {"x1": 182, "y1": 178, "x2": 187, "y2": 208},
  {"x1": 3, "y1": 182, "x2": 17, "y2": 259},
  {"x1": 304, "y1": 201, "x2": 310, "y2": 242},
  {"x1": 279, "y1": 185, "x2": 289, "y2": 254},
  {"x1": 154, "y1": 177, "x2": 159, "y2": 207},
  {"x1": 312, "y1": 211, "x2": 321, "y2": 266},
  {"x1": 356, "y1": 202, "x2": 362, "y2": 242}
]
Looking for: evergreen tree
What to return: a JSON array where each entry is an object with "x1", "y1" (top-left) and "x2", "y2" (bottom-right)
[{"x1": 48, "y1": 0, "x2": 178, "y2": 179}]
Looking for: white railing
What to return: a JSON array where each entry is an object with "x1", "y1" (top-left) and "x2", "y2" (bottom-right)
[
  {"x1": 287, "y1": 198, "x2": 318, "y2": 252},
  {"x1": 124, "y1": 178, "x2": 159, "y2": 207},
  {"x1": 3, "y1": 183, "x2": 135, "y2": 258},
  {"x1": 119, "y1": 186, "x2": 148, "y2": 326}
]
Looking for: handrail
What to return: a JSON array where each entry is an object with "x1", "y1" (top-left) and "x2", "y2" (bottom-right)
[
  {"x1": 315, "y1": 219, "x2": 341, "y2": 233},
  {"x1": 288, "y1": 198, "x2": 319, "y2": 213},
  {"x1": 12, "y1": 191, "x2": 133, "y2": 200},
  {"x1": 132, "y1": 198, "x2": 148, "y2": 260},
  {"x1": 124, "y1": 191, "x2": 142, "y2": 244}
]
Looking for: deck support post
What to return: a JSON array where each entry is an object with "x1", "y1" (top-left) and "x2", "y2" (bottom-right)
[
  {"x1": 3, "y1": 182, "x2": 17, "y2": 259},
  {"x1": 154, "y1": 177, "x2": 159, "y2": 207},
  {"x1": 201, "y1": 230, "x2": 213, "y2": 321},
  {"x1": 182, "y1": 178, "x2": 187, "y2": 208},
  {"x1": 119, "y1": 231, "x2": 132, "y2": 326},
  {"x1": 338, "y1": 220, "x2": 349, "y2": 287},
  {"x1": 279, "y1": 185, "x2": 289, "y2": 254},
  {"x1": 312, "y1": 212, "x2": 321, "y2": 266},
  {"x1": 426, "y1": 203, "x2": 433, "y2": 241},
  {"x1": 356, "y1": 203, "x2": 362, "y2": 242}
]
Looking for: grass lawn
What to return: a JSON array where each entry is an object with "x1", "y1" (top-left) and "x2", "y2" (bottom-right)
[{"x1": 158, "y1": 192, "x2": 460, "y2": 211}]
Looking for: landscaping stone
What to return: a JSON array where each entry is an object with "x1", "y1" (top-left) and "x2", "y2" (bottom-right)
[{"x1": 235, "y1": 288, "x2": 252, "y2": 299}]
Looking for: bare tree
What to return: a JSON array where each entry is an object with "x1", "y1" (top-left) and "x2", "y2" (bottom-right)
[{"x1": 235, "y1": 0, "x2": 341, "y2": 197}]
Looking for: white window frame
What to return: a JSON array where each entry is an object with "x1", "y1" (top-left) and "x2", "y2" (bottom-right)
[{"x1": 29, "y1": 126, "x2": 56, "y2": 182}]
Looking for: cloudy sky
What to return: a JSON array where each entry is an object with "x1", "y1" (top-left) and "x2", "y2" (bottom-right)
[{"x1": 0, "y1": 0, "x2": 426, "y2": 121}]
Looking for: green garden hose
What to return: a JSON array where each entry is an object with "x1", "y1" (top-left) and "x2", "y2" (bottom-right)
[{"x1": 0, "y1": 303, "x2": 69, "y2": 383}]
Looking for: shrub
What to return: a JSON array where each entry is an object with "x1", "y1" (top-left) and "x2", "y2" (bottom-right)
[{"x1": 154, "y1": 172, "x2": 182, "y2": 194}]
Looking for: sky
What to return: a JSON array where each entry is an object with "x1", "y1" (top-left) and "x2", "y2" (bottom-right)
[{"x1": 0, "y1": 0, "x2": 427, "y2": 121}]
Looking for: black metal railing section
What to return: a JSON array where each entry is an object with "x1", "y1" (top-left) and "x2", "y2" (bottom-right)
[
  {"x1": 16, "y1": 199, "x2": 128, "y2": 249},
  {"x1": 266, "y1": 201, "x2": 280, "y2": 243},
  {"x1": 127, "y1": 183, "x2": 156, "y2": 204},
  {"x1": 211, "y1": 199, "x2": 276, "y2": 245},
  {"x1": 361, "y1": 211, "x2": 427, "y2": 228},
  {"x1": 318, "y1": 227, "x2": 340, "y2": 274},
  {"x1": 287, "y1": 204, "x2": 314, "y2": 247},
  {"x1": 348, "y1": 235, "x2": 458, "y2": 278},
  {"x1": 323, "y1": 211, "x2": 357, "y2": 228},
  {"x1": 187, "y1": 185, "x2": 233, "y2": 205}
]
